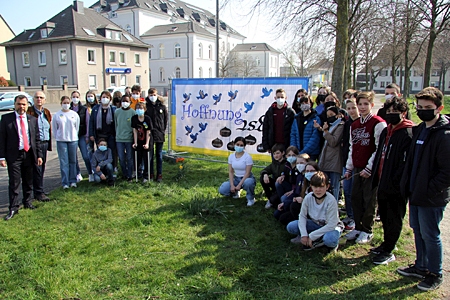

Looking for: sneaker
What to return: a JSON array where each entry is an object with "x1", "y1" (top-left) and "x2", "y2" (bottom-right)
[
  {"x1": 246, "y1": 199, "x2": 255, "y2": 207},
  {"x1": 88, "y1": 174, "x2": 94, "y2": 182},
  {"x1": 265, "y1": 200, "x2": 272, "y2": 209},
  {"x1": 356, "y1": 232, "x2": 373, "y2": 244},
  {"x1": 375, "y1": 214, "x2": 381, "y2": 222},
  {"x1": 290, "y1": 236, "x2": 302, "y2": 244},
  {"x1": 156, "y1": 174, "x2": 162, "y2": 183},
  {"x1": 338, "y1": 199, "x2": 345, "y2": 206},
  {"x1": 142, "y1": 178, "x2": 148, "y2": 183},
  {"x1": 63, "y1": 185, "x2": 69, "y2": 190},
  {"x1": 417, "y1": 273, "x2": 443, "y2": 291},
  {"x1": 76, "y1": 174, "x2": 83, "y2": 182},
  {"x1": 114, "y1": 167, "x2": 118, "y2": 173},
  {"x1": 233, "y1": 190, "x2": 241, "y2": 199},
  {"x1": 303, "y1": 237, "x2": 324, "y2": 251},
  {"x1": 70, "y1": 183, "x2": 77, "y2": 188},
  {"x1": 373, "y1": 252, "x2": 396, "y2": 265},
  {"x1": 397, "y1": 264, "x2": 429, "y2": 279},
  {"x1": 345, "y1": 220, "x2": 355, "y2": 231},
  {"x1": 344, "y1": 229, "x2": 361, "y2": 240},
  {"x1": 369, "y1": 245, "x2": 385, "y2": 255},
  {"x1": 108, "y1": 180, "x2": 115, "y2": 186}
]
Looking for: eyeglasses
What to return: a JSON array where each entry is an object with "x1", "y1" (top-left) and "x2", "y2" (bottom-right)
[{"x1": 35, "y1": 96, "x2": 45, "y2": 99}]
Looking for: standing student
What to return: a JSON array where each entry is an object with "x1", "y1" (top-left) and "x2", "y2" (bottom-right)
[
  {"x1": 370, "y1": 97, "x2": 414, "y2": 265},
  {"x1": 130, "y1": 85, "x2": 145, "y2": 110},
  {"x1": 145, "y1": 88, "x2": 168, "y2": 182},
  {"x1": 0, "y1": 95, "x2": 43, "y2": 220},
  {"x1": 132, "y1": 102, "x2": 152, "y2": 183},
  {"x1": 262, "y1": 88, "x2": 295, "y2": 152},
  {"x1": 26, "y1": 91, "x2": 52, "y2": 201},
  {"x1": 397, "y1": 87, "x2": 450, "y2": 291},
  {"x1": 314, "y1": 86, "x2": 330, "y2": 115},
  {"x1": 291, "y1": 88, "x2": 308, "y2": 114},
  {"x1": 377, "y1": 83, "x2": 411, "y2": 120},
  {"x1": 114, "y1": 95, "x2": 135, "y2": 181},
  {"x1": 344, "y1": 91, "x2": 386, "y2": 244}
]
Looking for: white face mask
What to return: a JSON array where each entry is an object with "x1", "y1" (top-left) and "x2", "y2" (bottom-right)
[
  {"x1": 121, "y1": 102, "x2": 130, "y2": 109},
  {"x1": 296, "y1": 163, "x2": 306, "y2": 173},
  {"x1": 149, "y1": 95, "x2": 158, "y2": 102},
  {"x1": 385, "y1": 94, "x2": 394, "y2": 101},
  {"x1": 87, "y1": 96, "x2": 95, "y2": 103},
  {"x1": 62, "y1": 103, "x2": 70, "y2": 110},
  {"x1": 72, "y1": 97, "x2": 80, "y2": 104},
  {"x1": 276, "y1": 98, "x2": 285, "y2": 106},
  {"x1": 101, "y1": 98, "x2": 110, "y2": 105},
  {"x1": 132, "y1": 94, "x2": 140, "y2": 99}
]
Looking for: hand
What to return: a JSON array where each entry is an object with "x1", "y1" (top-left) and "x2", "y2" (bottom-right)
[
  {"x1": 132, "y1": 144, "x2": 137, "y2": 149},
  {"x1": 90, "y1": 136, "x2": 95, "y2": 142},
  {"x1": 96, "y1": 166, "x2": 101, "y2": 172},
  {"x1": 0, "y1": 160, "x2": 6, "y2": 167},
  {"x1": 85, "y1": 138, "x2": 89, "y2": 143},
  {"x1": 277, "y1": 203, "x2": 284, "y2": 211},
  {"x1": 276, "y1": 175, "x2": 285, "y2": 184},
  {"x1": 284, "y1": 190, "x2": 293, "y2": 197},
  {"x1": 313, "y1": 120, "x2": 321, "y2": 129},
  {"x1": 263, "y1": 174, "x2": 270, "y2": 184},
  {"x1": 37, "y1": 158, "x2": 43, "y2": 166},
  {"x1": 235, "y1": 183, "x2": 242, "y2": 191},
  {"x1": 323, "y1": 122, "x2": 329, "y2": 131},
  {"x1": 360, "y1": 170, "x2": 371, "y2": 178},
  {"x1": 344, "y1": 171, "x2": 352, "y2": 180},
  {"x1": 230, "y1": 184, "x2": 236, "y2": 193},
  {"x1": 100, "y1": 174, "x2": 106, "y2": 181},
  {"x1": 301, "y1": 236, "x2": 312, "y2": 247},
  {"x1": 294, "y1": 196, "x2": 303, "y2": 203},
  {"x1": 143, "y1": 144, "x2": 149, "y2": 150}
]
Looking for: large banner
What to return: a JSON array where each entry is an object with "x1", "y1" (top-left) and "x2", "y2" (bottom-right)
[{"x1": 170, "y1": 77, "x2": 309, "y2": 161}]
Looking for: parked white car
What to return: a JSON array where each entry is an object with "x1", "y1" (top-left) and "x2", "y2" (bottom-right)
[{"x1": 0, "y1": 92, "x2": 34, "y2": 110}]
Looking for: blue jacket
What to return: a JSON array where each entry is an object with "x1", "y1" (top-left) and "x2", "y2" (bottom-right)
[{"x1": 290, "y1": 110, "x2": 321, "y2": 157}]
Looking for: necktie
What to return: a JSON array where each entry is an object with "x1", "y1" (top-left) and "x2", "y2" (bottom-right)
[{"x1": 20, "y1": 115, "x2": 30, "y2": 152}]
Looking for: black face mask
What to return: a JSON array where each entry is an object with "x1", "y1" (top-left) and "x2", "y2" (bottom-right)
[
  {"x1": 327, "y1": 116, "x2": 338, "y2": 125},
  {"x1": 324, "y1": 101, "x2": 336, "y2": 109},
  {"x1": 317, "y1": 94, "x2": 326, "y2": 103},
  {"x1": 417, "y1": 109, "x2": 437, "y2": 122},
  {"x1": 384, "y1": 113, "x2": 402, "y2": 125}
]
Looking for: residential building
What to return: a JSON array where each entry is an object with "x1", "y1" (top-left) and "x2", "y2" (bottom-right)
[
  {"x1": 2, "y1": 1, "x2": 149, "y2": 94},
  {"x1": 308, "y1": 59, "x2": 333, "y2": 87},
  {"x1": 229, "y1": 43, "x2": 280, "y2": 77},
  {"x1": 0, "y1": 15, "x2": 15, "y2": 81}
]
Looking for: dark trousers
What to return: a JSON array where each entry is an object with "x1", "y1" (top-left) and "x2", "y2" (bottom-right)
[
  {"x1": 33, "y1": 141, "x2": 49, "y2": 198},
  {"x1": 260, "y1": 174, "x2": 276, "y2": 200},
  {"x1": 135, "y1": 147, "x2": 150, "y2": 179},
  {"x1": 150, "y1": 141, "x2": 163, "y2": 176},
  {"x1": 351, "y1": 167, "x2": 378, "y2": 233},
  {"x1": 7, "y1": 150, "x2": 34, "y2": 211},
  {"x1": 378, "y1": 191, "x2": 407, "y2": 253}
]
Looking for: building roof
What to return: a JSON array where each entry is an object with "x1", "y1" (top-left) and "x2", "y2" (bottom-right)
[
  {"x1": 141, "y1": 22, "x2": 214, "y2": 38},
  {"x1": 0, "y1": 15, "x2": 16, "y2": 36},
  {"x1": 90, "y1": 0, "x2": 245, "y2": 38},
  {"x1": 2, "y1": 1, "x2": 148, "y2": 48},
  {"x1": 309, "y1": 58, "x2": 333, "y2": 71},
  {"x1": 231, "y1": 43, "x2": 280, "y2": 53}
]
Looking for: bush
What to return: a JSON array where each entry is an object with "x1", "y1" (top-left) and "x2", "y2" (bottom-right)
[
  {"x1": 0, "y1": 76, "x2": 8, "y2": 87},
  {"x1": 7, "y1": 80, "x2": 16, "y2": 86}
]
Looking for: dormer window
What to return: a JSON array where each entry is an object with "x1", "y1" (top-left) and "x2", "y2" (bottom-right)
[
  {"x1": 114, "y1": 31, "x2": 121, "y2": 40},
  {"x1": 106, "y1": 30, "x2": 112, "y2": 39},
  {"x1": 41, "y1": 29, "x2": 48, "y2": 38}
]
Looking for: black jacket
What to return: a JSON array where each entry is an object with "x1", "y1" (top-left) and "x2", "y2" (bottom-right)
[
  {"x1": 262, "y1": 102, "x2": 295, "y2": 151},
  {"x1": 400, "y1": 115, "x2": 450, "y2": 207},
  {"x1": 145, "y1": 97, "x2": 168, "y2": 143},
  {"x1": 71, "y1": 104, "x2": 88, "y2": 137},
  {"x1": 372, "y1": 125, "x2": 413, "y2": 195}
]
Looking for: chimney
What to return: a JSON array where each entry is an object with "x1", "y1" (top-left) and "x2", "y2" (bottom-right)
[{"x1": 73, "y1": 1, "x2": 84, "y2": 14}]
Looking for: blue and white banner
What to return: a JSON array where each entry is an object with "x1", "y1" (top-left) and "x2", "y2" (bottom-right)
[{"x1": 170, "y1": 77, "x2": 309, "y2": 160}]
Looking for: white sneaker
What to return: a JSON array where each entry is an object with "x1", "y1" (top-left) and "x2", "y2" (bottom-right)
[
  {"x1": 76, "y1": 174, "x2": 83, "y2": 182},
  {"x1": 344, "y1": 229, "x2": 361, "y2": 240},
  {"x1": 356, "y1": 231, "x2": 373, "y2": 244},
  {"x1": 246, "y1": 199, "x2": 255, "y2": 206},
  {"x1": 88, "y1": 174, "x2": 94, "y2": 182},
  {"x1": 290, "y1": 236, "x2": 302, "y2": 244},
  {"x1": 70, "y1": 183, "x2": 77, "y2": 188},
  {"x1": 265, "y1": 200, "x2": 272, "y2": 209},
  {"x1": 233, "y1": 190, "x2": 241, "y2": 199},
  {"x1": 63, "y1": 185, "x2": 69, "y2": 190}
]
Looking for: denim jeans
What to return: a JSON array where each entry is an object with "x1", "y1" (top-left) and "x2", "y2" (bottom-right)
[
  {"x1": 76, "y1": 138, "x2": 93, "y2": 175},
  {"x1": 93, "y1": 163, "x2": 114, "y2": 183},
  {"x1": 150, "y1": 142, "x2": 164, "y2": 176},
  {"x1": 116, "y1": 141, "x2": 133, "y2": 179},
  {"x1": 343, "y1": 168, "x2": 354, "y2": 219},
  {"x1": 57, "y1": 141, "x2": 78, "y2": 186},
  {"x1": 287, "y1": 219, "x2": 341, "y2": 248},
  {"x1": 33, "y1": 141, "x2": 49, "y2": 197},
  {"x1": 276, "y1": 180, "x2": 292, "y2": 199},
  {"x1": 325, "y1": 171, "x2": 341, "y2": 203},
  {"x1": 219, "y1": 174, "x2": 256, "y2": 200},
  {"x1": 409, "y1": 204, "x2": 445, "y2": 275}
]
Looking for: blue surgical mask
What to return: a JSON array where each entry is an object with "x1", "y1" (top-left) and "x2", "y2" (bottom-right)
[
  {"x1": 136, "y1": 109, "x2": 145, "y2": 116},
  {"x1": 99, "y1": 145, "x2": 107, "y2": 152},
  {"x1": 287, "y1": 156, "x2": 297, "y2": 164},
  {"x1": 305, "y1": 171, "x2": 316, "y2": 181},
  {"x1": 234, "y1": 145, "x2": 244, "y2": 153}
]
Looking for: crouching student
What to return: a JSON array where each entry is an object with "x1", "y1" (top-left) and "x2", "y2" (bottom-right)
[
  {"x1": 286, "y1": 171, "x2": 344, "y2": 251},
  {"x1": 91, "y1": 138, "x2": 114, "y2": 186},
  {"x1": 275, "y1": 146, "x2": 300, "y2": 202},
  {"x1": 260, "y1": 143, "x2": 287, "y2": 209}
]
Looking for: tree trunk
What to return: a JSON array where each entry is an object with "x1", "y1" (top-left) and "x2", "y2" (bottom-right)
[
  {"x1": 331, "y1": 0, "x2": 349, "y2": 100},
  {"x1": 365, "y1": 64, "x2": 369, "y2": 90},
  {"x1": 352, "y1": 49, "x2": 357, "y2": 89},
  {"x1": 423, "y1": 1, "x2": 438, "y2": 88}
]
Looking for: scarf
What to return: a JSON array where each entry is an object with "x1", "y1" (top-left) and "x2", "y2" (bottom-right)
[{"x1": 96, "y1": 105, "x2": 113, "y2": 130}]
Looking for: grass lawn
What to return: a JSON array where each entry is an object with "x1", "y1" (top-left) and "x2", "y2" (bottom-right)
[{"x1": 0, "y1": 153, "x2": 442, "y2": 299}]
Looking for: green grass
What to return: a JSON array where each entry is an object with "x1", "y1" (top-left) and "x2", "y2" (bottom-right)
[
  {"x1": 407, "y1": 95, "x2": 450, "y2": 124},
  {"x1": 0, "y1": 157, "x2": 443, "y2": 299}
]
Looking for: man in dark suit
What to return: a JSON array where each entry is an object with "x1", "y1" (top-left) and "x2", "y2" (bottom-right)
[{"x1": 0, "y1": 95, "x2": 43, "y2": 220}]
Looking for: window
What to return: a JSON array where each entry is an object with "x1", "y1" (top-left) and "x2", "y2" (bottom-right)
[
  {"x1": 110, "y1": 75, "x2": 117, "y2": 86},
  {"x1": 175, "y1": 67, "x2": 181, "y2": 78},
  {"x1": 199, "y1": 67, "x2": 203, "y2": 78},
  {"x1": 120, "y1": 74, "x2": 127, "y2": 86},
  {"x1": 384, "y1": 70, "x2": 388, "y2": 76},
  {"x1": 105, "y1": 30, "x2": 112, "y2": 39},
  {"x1": 136, "y1": 75, "x2": 141, "y2": 85},
  {"x1": 22, "y1": 52, "x2": 30, "y2": 66},
  {"x1": 38, "y1": 50, "x2": 46, "y2": 66},
  {"x1": 159, "y1": 67, "x2": 165, "y2": 82},
  {"x1": 87, "y1": 49, "x2": 96, "y2": 64},
  {"x1": 209, "y1": 67, "x2": 212, "y2": 78},
  {"x1": 109, "y1": 51, "x2": 116, "y2": 64},
  {"x1": 271, "y1": 57, "x2": 273, "y2": 67},
  {"x1": 126, "y1": 25, "x2": 131, "y2": 33},
  {"x1": 119, "y1": 52, "x2": 126, "y2": 64},
  {"x1": 40, "y1": 76, "x2": 47, "y2": 85},
  {"x1": 413, "y1": 81, "x2": 418, "y2": 88},
  {"x1": 149, "y1": 68, "x2": 152, "y2": 83},
  {"x1": 159, "y1": 44, "x2": 165, "y2": 58},
  {"x1": 396, "y1": 70, "x2": 400, "y2": 77},
  {"x1": 198, "y1": 43, "x2": 203, "y2": 58},
  {"x1": 134, "y1": 53, "x2": 141, "y2": 65},
  {"x1": 380, "y1": 81, "x2": 385, "y2": 88},
  {"x1": 114, "y1": 31, "x2": 121, "y2": 41},
  {"x1": 414, "y1": 70, "x2": 418, "y2": 76},
  {"x1": 208, "y1": 45, "x2": 212, "y2": 59},
  {"x1": 40, "y1": 29, "x2": 48, "y2": 38},
  {"x1": 60, "y1": 75, "x2": 68, "y2": 85},
  {"x1": 24, "y1": 77, "x2": 31, "y2": 86},
  {"x1": 59, "y1": 49, "x2": 67, "y2": 64},
  {"x1": 175, "y1": 43, "x2": 181, "y2": 58},
  {"x1": 256, "y1": 57, "x2": 260, "y2": 66},
  {"x1": 149, "y1": 50, "x2": 152, "y2": 60},
  {"x1": 89, "y1": 75, "x2": 97, "y2": 89}
]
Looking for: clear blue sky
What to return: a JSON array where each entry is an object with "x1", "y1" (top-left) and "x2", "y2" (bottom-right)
[{"x1": 1, "y1": 0, "x2": 279, "y2": 44}]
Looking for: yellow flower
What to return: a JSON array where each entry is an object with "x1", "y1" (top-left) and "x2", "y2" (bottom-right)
[{"x1": 179, "y1": 165, "x2": 183, "y2": 170}]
